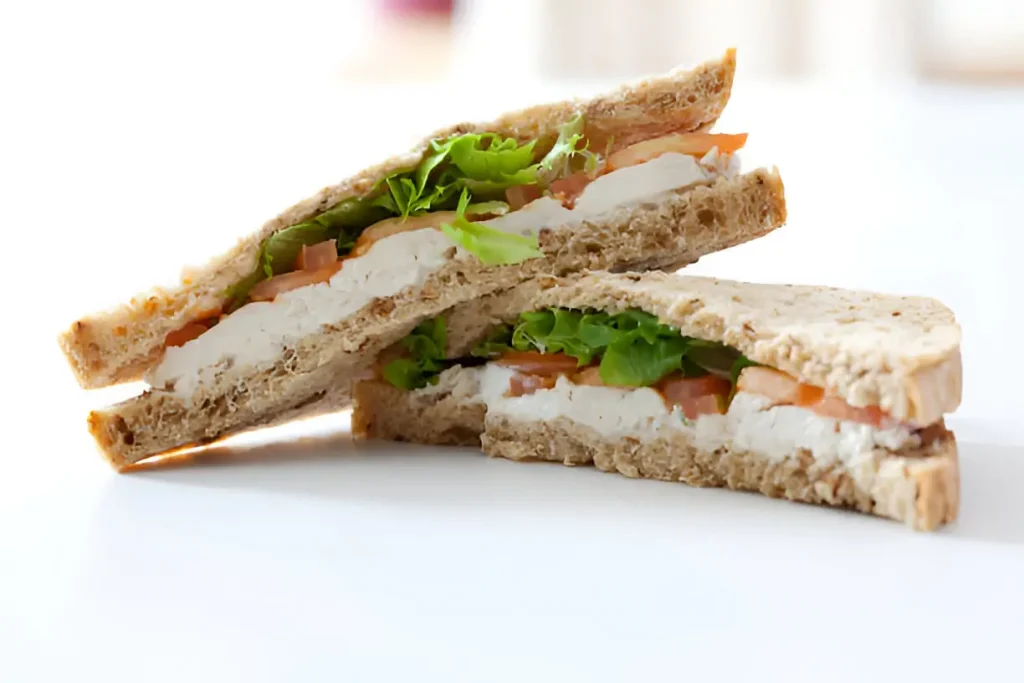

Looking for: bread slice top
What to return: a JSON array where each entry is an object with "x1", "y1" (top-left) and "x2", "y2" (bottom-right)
[
  {"x1": 60, "y1": 49, "x2": 738, "y2": 390},
  {"x1": 437, "y1": 271, "x2": 962, "y2": 426}
]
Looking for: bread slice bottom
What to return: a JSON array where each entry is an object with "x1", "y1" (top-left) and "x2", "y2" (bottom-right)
[
  {"x1": 90, "y1": 352, "x2": 369, "y2": 470},
  {"x1": 89, "y1": 168, "x2": 785, "y2": 468},
  {"x1": 352, "y1": 379, "x2": 960, "y2": 531}
]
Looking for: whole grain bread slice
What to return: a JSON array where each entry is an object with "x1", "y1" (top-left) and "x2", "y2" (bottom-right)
[
  {"x1": 89, "y1": 169, "x2": 784, "y2": 468},
  {"x1": 61, "y1": 49, "x2": 740, "y2": 390},
  {"x1": 351, "y1": 374, "x2": 960, "y2": 531}
]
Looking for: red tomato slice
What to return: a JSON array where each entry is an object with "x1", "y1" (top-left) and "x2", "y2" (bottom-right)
[
  {"x1": 494, "y1": 351, "x2": 580, "y2": 376},
  {"x1": 737, "y1": 367, "x2": 823, "y2": 406},
  {"x1": 680, "y1": 393, "x2": 727, "y2": 420},
  {"x1": 657, "y1": 374, "x2": 731, "y2": 420},
  {"x1": 295, "y1": 240, "x2": 339, "y2": 271},
  {"x1": 658, "y1": 374, "x2": 732, "y2": 403},
  {"x1": 809, "y1": 396, "x2": 887, "y2": 428},
  {"x1": 607, "y1": 132, "x2": 748, "y2": 170},
  {"x1": 505, "y1": 184, "x2": 543, "y2": 211},
  {"x1": 249, "y1": 261, "x2": 342, "y2": 302},
  {"x1": 507, "y1": 373, "x2": 558, "y2": 397},
  {"x1": 738, "y1": 367, "x2": 890, "y2": 428}
]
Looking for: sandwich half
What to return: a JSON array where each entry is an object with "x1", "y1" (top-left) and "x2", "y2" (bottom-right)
[
  {"x1": 71, "y1": 49, "x2": 789, "y2": 468},
  {"x1": 353, "y1": 272, "x2": 962, "y2": 530}
]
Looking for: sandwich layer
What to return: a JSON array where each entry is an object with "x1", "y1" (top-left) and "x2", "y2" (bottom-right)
[
  {"x1": 436, "y1": 273, "x2": 962, "y2": 426},
  {"x1": 89, "y1": 170, "x2": 784, "y2": 467},
  {"x1": 62, "y1": 49, "x2": 739, "y2": 389},
  {"x1": 149, "y1": 150, "x2": 744, "y2": 398},
  {"x1": 352, "y1": 370, "x2": 960, "y2": 530},
  {"x1": 473, "y1": 366, "x2": 922, "y2": 462}
]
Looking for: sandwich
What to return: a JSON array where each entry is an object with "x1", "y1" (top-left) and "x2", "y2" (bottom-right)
[
  {"x1": 352, "y1": 271, "x2": 962, "y2": 530},
  {"x1": 64, "y1": 49, "x2": 789, "y2": 468}
]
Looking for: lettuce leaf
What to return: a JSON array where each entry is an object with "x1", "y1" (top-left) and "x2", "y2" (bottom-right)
[
  {"x1": 452, "y1": 114, "x2": 588, "y2": 195},
  {"x1": 379, "y1": 166, "x2": 460, "y2": 219},
  {"x1": 260, "y1": 222, "x2": 331, "y2": 277},
  {"x1": 536, "y1": 113, "x2": 588, "y2": 183},
  {"x1": 599, "y1": 336, "x2": 690, "y2": 387},
  {"x1": 686, "y1": 340, "x2": 742, "y2": 378},
  {"x1": 470, "y1": 324, "x2": 514, "y2": 358},
  {"x1": 440, "y1": 190, "x2": 542, "y2": 266},
  {"x1": 382, "y1": 317, "x2": 449, "y2": 390},
  {"x1": 446, "y1": 134, "x2": 538, "y2": 182},
  {"x1": 469, "y1": 307, "x2": 755, "y2": 389},
  {"x1": 312, "y1": 196, "x2": 392, "y2": 237},
  {"x1": 440, "y1": 220, "x2": 543, "y2": 266},
  {"x1": 464, "y1": 200, "x2": 510, "y2": 217}
]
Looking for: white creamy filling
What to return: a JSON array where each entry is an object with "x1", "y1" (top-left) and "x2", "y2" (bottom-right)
[
  {"x1": 149, "y1": 151, "x2": 739, "y2": 396},
  {"x1": 473, "y1": 365, "x2": 917, "y2": 465}
]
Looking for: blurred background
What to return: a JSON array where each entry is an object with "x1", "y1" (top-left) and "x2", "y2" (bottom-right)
[
  {"x1": 352, "y1": 0, "x2": 1024, "y2": 86},
  {"x1": 1, "y1": 0, "x2": 1022, "y2": 434}
]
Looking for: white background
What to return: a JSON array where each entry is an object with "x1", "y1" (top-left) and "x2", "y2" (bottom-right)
[{"x1": 3, "y1": 2, "x2": 1024, "y2": 681}]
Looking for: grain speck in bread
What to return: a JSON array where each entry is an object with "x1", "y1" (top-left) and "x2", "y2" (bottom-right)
[{"x1": 60, "y1": 49, "x2": 741, "y2": 390}]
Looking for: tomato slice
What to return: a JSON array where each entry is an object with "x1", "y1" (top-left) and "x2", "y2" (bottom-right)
[
  {"x1": 249, "y1": 261, "x2": 342, "y2": 302},
  {"x1": 505, "y1": 184, "x2": 543, "y2": 211},
  {"x1": 737, "y1": 367, "x2": 890, "y2": 427},
  {"x1": 658, "y1": 374, "x2": 731, "y2": 403},
  {"x1": 809, "y1": 396, "x2": 887, "y2": 428},
  {"x1": 295, "y1": 240, "x2": 339, "y2": 271},
  {"x1": 607, "y1": 132, "x2": 748, "y2": 170},
  {"x1": 165, "y1": 321, "x2": 209, "y2": 348},
  {"x1": 657, "y1": 374, "x2": 730, "y2": 420},
  {"x1": 737, "y1": 367, "x2": 823, "y2": 406},
  {"x1": 548, "y1": 172, "x2": 594, "y2": 208},
  {"x1": 680, "y1": 393, "x2": 727, "y2": 420},
  {"x1": 494, "y1": 351, "x2": 580, "y2": 376},
  {"x1": 507, "y1": 373, "x2": 558, "y2": 397}
]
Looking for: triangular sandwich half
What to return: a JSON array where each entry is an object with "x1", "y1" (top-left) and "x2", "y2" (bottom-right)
[
  {"x1": 353, "y1": 272, "x2": 961, "y2": 530},
  {"x1": 71, "y1": 49, "x2": 789, "y2": 467}
]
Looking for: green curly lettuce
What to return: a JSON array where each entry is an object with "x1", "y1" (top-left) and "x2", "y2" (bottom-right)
[
  {"x1": 382, "y1": 317, "x2": 449, "y2": 390},
  {"x1": 440, "y1": 190, "x2": 542, "y2": 266},
  {"x1": 455, "y1": 114, "x2": 589, "y2": 195}
]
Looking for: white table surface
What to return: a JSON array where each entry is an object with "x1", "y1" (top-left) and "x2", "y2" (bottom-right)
[{"x1": 4, "y1": 59, "x2": 1024, "y2": 680}]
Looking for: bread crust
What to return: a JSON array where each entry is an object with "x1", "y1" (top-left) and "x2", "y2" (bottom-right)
[
  {"x1": 61, "y1": 49, "x2": 739, "y2": 389},
  {"x1": 351, "y1": 378, "x2": 960, "y2": 530},
  {"x1": 89, "y1": 169, "x2": 785, "y2": 467}
]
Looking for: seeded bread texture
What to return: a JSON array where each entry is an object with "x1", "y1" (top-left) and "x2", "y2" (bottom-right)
[
  {"x1": 484, "y1": 417, "x2": 959, "y2": 531},
  {"x1": 61, "y1": 49, "x2": 739, "y2": 390},
  {"x1": 351, "y1": 377, "x2": 960, "y2": 531},
  {"x1": 89, "y1": 169, "x2": 784, "y2": 468},
  {"x1": 426, "y1": 272, "x2": 961, "y2": 426}
]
